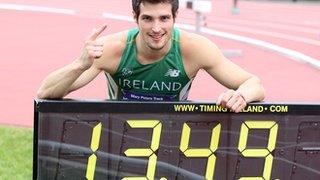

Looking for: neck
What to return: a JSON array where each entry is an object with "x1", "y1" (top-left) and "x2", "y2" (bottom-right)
[{"x1": 136, "y1": 34, "x2": 171, "y2": 64}]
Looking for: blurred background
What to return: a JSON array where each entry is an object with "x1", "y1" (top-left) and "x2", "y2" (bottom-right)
[{"x1": 0, "y1": 0, "x2": 319, "y2": 178}]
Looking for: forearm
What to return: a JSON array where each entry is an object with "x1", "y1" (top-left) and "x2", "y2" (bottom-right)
[
  {"x1": 37, "y1": 60, "x2": 85, "y2": 99},
  {"x1": 236, "y1": 76, "x2": 265, "y2": 103}
]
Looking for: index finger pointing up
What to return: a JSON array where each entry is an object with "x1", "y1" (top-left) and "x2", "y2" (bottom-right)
[{"x1": 88, "y1": 24, "x2": 107, "y2": 41}]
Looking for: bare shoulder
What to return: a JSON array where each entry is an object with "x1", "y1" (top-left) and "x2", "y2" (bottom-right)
[
  {"x1": 100, "y1": 30, "x2": 128, "y2": 57},
  {"x1": 94, "y1": 30, "x2": 129, "y2": 74},
  {"x1": 179, "y1": 29, "x2": 223, "y2": 73},
  {"x1": 179, "y1": 29, "x2": 218, "y2": 51}
]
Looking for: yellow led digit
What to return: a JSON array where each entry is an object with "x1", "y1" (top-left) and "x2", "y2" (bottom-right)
[
  {"x1": 180, "y1": 123, "x2": 221, "y2": 179},
  {"x1": 238, "y1": 121, "x2": 278, "y2": 180},
  {"x1": 122, "y1": 120, "x2": 162, "y2": 180},
  {"x1": 86, "y1": 122, "x2": 102, "y2": 180}
]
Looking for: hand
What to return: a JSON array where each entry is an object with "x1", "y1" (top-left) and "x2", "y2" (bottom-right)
[
  {"x1": 217, "y1": 90, "x2": 247, "y2": 113},
  {"x1": 77, "y1": 24, "x2": 107, "y2": 70}
]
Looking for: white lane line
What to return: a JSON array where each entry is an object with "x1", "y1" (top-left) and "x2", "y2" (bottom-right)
[
  {"x1": 208, "y1": 23, "x2": 320, "y2": 46},
  {"x1": 199, "y1": 26, "x2": 320, "y2": 70},
  {"x1": 102, "y1": 13, "x2": 320, "y2": 70},
  {"x1": 208, "y1": 18, "x2": 319, "y2": 35},
  {"x1": 0, "y1": 3, "x2": 75, "y2": 15},
  {"x1": 103, "y1": 12, "x2": 134, "y2": 22}
]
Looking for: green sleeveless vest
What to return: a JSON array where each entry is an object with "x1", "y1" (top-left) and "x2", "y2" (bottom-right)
[{"x1": 105, "y1": 28, "x2": 193, "y2": 101}]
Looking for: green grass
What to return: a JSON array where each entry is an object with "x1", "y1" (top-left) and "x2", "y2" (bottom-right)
[{"x1": 0, "y1": 125, "x2": 33, "y2": 179}]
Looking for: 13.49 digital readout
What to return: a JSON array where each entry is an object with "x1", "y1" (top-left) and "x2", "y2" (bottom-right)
[{"x1": 35, "y1": 101, "x2": 320, "y2": 180}]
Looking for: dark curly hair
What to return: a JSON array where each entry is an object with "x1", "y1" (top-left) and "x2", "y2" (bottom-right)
[{"x1": 132, "y1": 0, "x2": 179, "y2": 19}]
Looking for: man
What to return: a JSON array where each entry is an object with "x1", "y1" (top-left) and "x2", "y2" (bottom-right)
[{"x1": 37, "y1": 0, "x2": 265, "y2": 113}]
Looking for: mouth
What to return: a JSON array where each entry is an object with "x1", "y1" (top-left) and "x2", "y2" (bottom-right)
[{"x1": 149, "y1": 33, "x2": 165, "y2": 42}]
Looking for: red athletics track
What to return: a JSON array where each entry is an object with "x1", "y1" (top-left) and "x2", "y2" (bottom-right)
[{"x1": 0, "y1": 0, "x2": 319, "y2": 127}]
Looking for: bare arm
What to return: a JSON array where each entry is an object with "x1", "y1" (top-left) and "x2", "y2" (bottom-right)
[
  {"x1": 205, "y1": 49, "x2": 265, "y2": 104},
  {"x1": 184, "y1": 33, "x2": 265, "y2": 112},
  {"x1": 37, "y1": 25, "x2": 107, "y2": 99},
  {"x1": 37, "y1": 62, "x2": 101, "y2": 99}
]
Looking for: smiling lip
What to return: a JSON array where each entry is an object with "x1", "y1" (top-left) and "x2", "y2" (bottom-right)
[{"x1": 150, "y1": 34, "x2": 164, "y2": 42}]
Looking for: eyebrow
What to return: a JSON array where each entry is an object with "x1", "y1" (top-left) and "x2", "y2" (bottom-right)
[
  {"x1": 140, "y1": 14, "x2": 152, "y2": 18},
  {"x1": 140, "y1": 13, "x2": 172, "y2": 17},
  {"x1": 140, "y1": 14, "x2": 172, "y2": 19}
]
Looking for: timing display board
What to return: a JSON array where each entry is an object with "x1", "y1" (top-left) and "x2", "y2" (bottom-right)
[{"x1": 34, "y1": 100, "x2": 320, "y2": 180}]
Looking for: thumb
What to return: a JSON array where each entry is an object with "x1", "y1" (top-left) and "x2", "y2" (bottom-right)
[{"x1": 216, "y1": 93, "x2": 224, "y2": 105}]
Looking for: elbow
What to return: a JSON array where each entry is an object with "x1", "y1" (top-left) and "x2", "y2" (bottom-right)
[
  {"x1": 36, "y1": 89, "x2": 65, "y2": 99},
  {"x1": 259, "y1": 85, "x2": 266, "y2": 101}
]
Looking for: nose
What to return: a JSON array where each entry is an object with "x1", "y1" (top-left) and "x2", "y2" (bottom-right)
[{"x1": 151, "y1": 21, "x2": 161, "y2": 33}]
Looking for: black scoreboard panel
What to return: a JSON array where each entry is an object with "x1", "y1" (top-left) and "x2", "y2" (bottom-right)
[{"x1": 34, "y1": 100, "x2": 320, "y2": 180}]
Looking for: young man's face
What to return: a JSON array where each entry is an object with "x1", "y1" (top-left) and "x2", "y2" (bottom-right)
[{"x1": 135, "y1": 2, "x2": 175, "y2": 51}]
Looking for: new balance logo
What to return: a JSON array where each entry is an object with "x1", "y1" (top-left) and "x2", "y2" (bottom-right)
[
  {"x1": 121, "y1": 68, "x2": 133, "y2": 77},
  {"x1": 165, "y1": 69, "x2": 180, "y2": 77}
]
